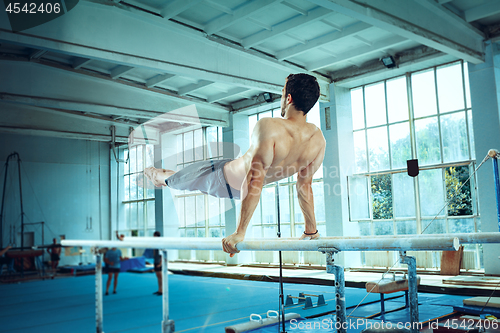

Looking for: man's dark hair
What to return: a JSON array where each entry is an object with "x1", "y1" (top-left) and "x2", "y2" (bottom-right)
[
  {"x1": 153, "y1": 231, "x2": 161, "y2": 237},
  {"x1": 285, "y1": 73, "x2": 320, "y2": 115}
]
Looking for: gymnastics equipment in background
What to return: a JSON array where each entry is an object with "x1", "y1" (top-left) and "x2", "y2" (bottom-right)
[
  {"x1": 489, "y1": 149, "x2": 500, "y2": 228},
  {"x1": 62, "y1": 234, "x2": 480, "y2": 333}
]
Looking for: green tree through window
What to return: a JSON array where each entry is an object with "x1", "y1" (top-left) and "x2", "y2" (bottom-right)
[
  {"x1": 371, "y1": 174, "x2": 393, "y2": 219},
  {"x1": 445, "y1": 166, "x2": 472, "y2": 216}
]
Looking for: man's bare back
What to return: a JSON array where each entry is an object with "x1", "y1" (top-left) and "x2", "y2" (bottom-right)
[
  {"x1": 144, "y1": 73, "x2": 325, "y2": 256},
  {"x1": 224, "y1": 117, "x2": 325, "y2": 198}
]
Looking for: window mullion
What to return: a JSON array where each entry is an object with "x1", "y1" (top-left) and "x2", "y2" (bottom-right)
[
  {"x1": 406, "y1": 73, "x2": 422, "y2": 234},
  {"x1": 434, "y1": 67, "x2": 444, "y2": 164},
  {"x1": 362, "y1": 87, "x2": 370, "y2": 172},
  {"x1": 461, "y1": 61, "x2": 473, "y2": 160},
  {"x1": 384, "y1": 81, "x2": 392, "y2": 171}
]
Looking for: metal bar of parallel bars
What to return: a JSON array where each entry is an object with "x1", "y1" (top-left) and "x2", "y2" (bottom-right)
[
  {"x1": 400, "y1": 252, "x2": 418, "y2": 333},
  {"x1": 62, "y1": 236, "x2": 460, "y2": 252},
  {"x1": 61, "y1": 236, "x2": 464, "y2": 333},
  {"x1": 95, "y1": 252, "x2": 103, "y2": 333},
  {"x1": 161, "y1": 250, "x2": 174, "y2": 333},
  {"x1": 325, "y1": 251, "x2": 346, "y2": 333},
  {"x1": 127, "y1": 232, "x2": 500, "y2": 243},
  {"x1": 492, "y1": 153, "x2": 500, "y2": 228}
]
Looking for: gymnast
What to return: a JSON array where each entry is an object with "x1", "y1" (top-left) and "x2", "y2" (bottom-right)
[{"x1": 144, "y1": 73, "x2": 326, "y2": 256}]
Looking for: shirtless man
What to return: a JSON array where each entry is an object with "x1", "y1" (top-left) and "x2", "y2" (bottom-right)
[{"x1": 144, "y1": 73, "x2": 326, "y2": 256}]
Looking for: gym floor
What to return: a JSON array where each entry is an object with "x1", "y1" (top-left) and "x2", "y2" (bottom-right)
[{"x1": 3, "y1": 263, "x2": 492, "y2": 333}]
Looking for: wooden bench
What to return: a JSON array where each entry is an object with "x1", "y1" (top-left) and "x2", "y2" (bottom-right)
[{"x1": 365, "y1": 271, "x2": 421, "y2": 315}]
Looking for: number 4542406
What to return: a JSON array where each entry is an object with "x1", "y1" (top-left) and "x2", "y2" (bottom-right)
[
  {"x1": 5, "y1": 2, "x2": 61, "y2": 14},
  {"x1": 444, "y1": 318, "x2": 499, "y2": 330}
]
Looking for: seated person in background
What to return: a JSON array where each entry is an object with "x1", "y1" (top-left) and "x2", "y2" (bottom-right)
[{"x1": 144, "y1": 73, "x2": 326, "y2": 257}]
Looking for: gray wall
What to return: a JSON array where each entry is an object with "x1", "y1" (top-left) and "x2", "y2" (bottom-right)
[{"x1": 0, "y1": 133, "x2": 111, "y2": 265}]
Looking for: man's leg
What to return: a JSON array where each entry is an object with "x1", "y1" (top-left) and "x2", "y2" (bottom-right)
[
  {"x1": 105, "y1": 273, "x2": 112, "y2": 295},
  {"x1": 156, "y1": 271, "x2": 162, "y2": 294},
  {"x1": 113, "y1": 273, "x2": 119, "y2": 293},
  {"x1": 299, "y1": 231, "x2": 320, "y2": 240},
  {"x1": 144, "y1": 167, "x2": 175, "y2": 187}
]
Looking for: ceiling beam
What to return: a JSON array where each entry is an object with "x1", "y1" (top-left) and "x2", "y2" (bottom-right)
[
  {"x1": 72, "y1": 0, "x2": 330, "y2": 85},
  {"x1": 0, "y1": 126, "x2": 130, "y2": 143},
  {"x1": 331, "y1": 46, "x2": 447, "y2": 87},
  {"x1": 242, "y1": 6, "x2": 333, "y2": 49},
  {"x1": 285, "y1": 33, "x2": 306, "y2": 44},
  {"x1": 0, "y1": 27, "x2": 287, "y2": 94},
  {"x1": 276, "y1": 22, "x2": 371, "y2": 60},
  {"x1": 418, "y1": 0, "x2": 482, "y2": 36},
  {"x1": 145, "y1": 73, "x2": 176, "y2": 88},
  {"x1": 353, "y1": 35, "x2": 372, "y2": 46},
  {"x1": 205, "y1": 0, "x2": 281, "y2": 35},
  {"x1": 0, "y1": 92, "x2": 227, "y2": 127},
  {"x1": 208, "y1": 87, "x2": 249, "y2": 103},
  {"x1": 246, "y1": 17, "x2": 272, "y2": 31},
  {"x1": 231, "y1": 94, "x2": 280, "y2": 113},
  {"x1": 282, "y1": 1, "x2": 308, "y2": 15},
  {"x1": 110, "y1": 65, "x2": 135, "y2": 79},
  {"x1": 72, "y1": 57, "x2": 92, "y2": 69},
  {"x1": 0, "y1": 51, "x2": 231, "y2": 113},
  {"x1": 160, "y1": 0, "x2": 204, "y2": 20},
  {"x1": 204, "y1": 0, "x2": 234, "y2": 14},
  {"x1": 464, "y1": 1, "x2": 500, "y2": 23},
  {"x1": 305, "y1": 0, "x2": 485, "y2": 64},
  {"x1": 178, "y1": 80, "x2": 214, "y2": 96},
  {"x1": 307, "y1": 35, "x2": 407, "y2": 71},
  {"x1": 320, "y1": 19, "x2": 343, "y2": 31},
  {"x1": 51, "y1": 60, "x2": 228, "y2": 113},
  {"x1": 29, "y1": 49, "x2": 48, "y2": 60},
  {"x1": 0, "y1": 96, "x2": 140, "y2": 128}
]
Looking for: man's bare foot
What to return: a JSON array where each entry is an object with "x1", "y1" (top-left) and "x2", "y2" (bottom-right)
[
  {"x1": 299, "y1": 231, "x2": 321, "y2": 240},
  {"x1": 144, "y1": 167, "x2": 172, "y2": 187}
]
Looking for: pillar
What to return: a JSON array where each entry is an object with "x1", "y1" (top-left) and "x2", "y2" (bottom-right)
[
  {"x1": 223, "y1": 113, "x2": 249, "y2": 265},
  {"x1": 320, "y1": 83, "x2": 359, "y2": 267},
  {"x1": 468, "y1": 42, "x2": 500, "y2": 275}
]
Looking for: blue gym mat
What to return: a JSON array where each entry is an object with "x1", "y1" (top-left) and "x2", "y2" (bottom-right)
[{"x1": 0, "y1": 272, "x2": 469, "y2": 333}]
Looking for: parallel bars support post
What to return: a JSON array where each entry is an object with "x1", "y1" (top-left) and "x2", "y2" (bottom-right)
[
  {"x1": 400, "y1": 252, "x2": 418, "y2": 333},
  {"x1": 276, "y1": 185, "x2": 286, "y2": 333},
  {"x1": 161, "y1": 250, "x2": 174, "y2": 333},
  {"x1": 95, "y1": 251, "x2": 103, "y2": 333},
  {"x1": 492, "y1": 156, "x2": 500, "y2": 228},
  {"x1": 325, "y1": 251, "x2": 346, "y2": 333}
]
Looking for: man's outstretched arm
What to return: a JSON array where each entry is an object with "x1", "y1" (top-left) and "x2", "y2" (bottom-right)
[
  {"x1": 0, "y1": 245, "x2": 11, "y2": 257},
  {"x1": 222, "y1": 137, "x2": 274, "y2": 256},
  {"x1": 296, "y1": 145, "x2": 325, "y2": 239},
  {"x1": 296, "y1": 175, "x2": 318, "y2": 238},
  {"x1": 222, "y1": 160, "x2": 267, "y2": 256}
]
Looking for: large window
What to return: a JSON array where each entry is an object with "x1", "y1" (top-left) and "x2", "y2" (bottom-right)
[
  {"x1": 349, "y1": 61, "x2": 481, "y2": 269},
  {"x1": 247, "y1": 106, "x2": 326, "y2": 240},
  {"x1": 175, "y1": 127, "x2": 226, "y2": 238},
  {"x1": 122, "y1": 145, "x2": 156, "y2": 238}
]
